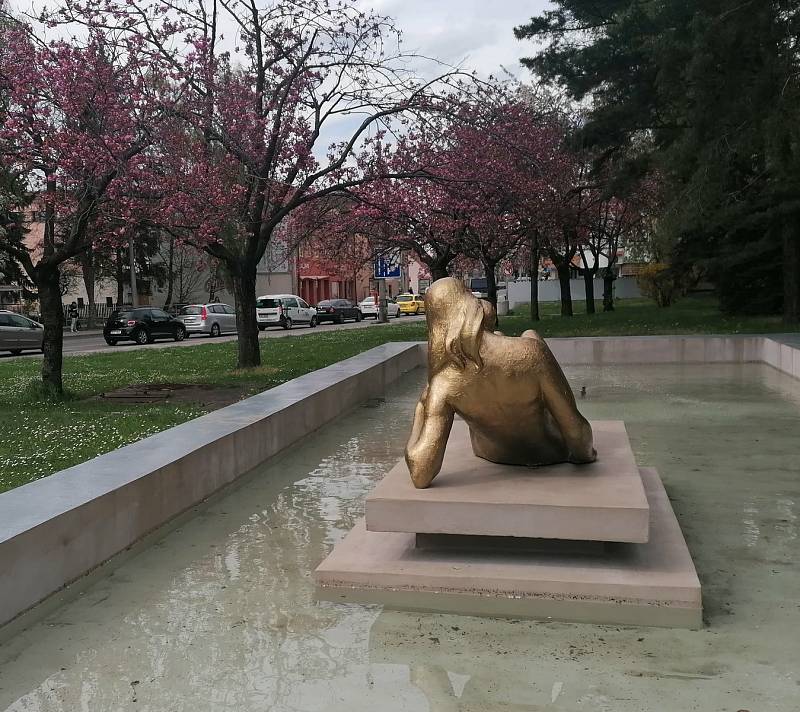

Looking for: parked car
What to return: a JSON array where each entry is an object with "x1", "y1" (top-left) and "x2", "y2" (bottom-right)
[
  {"x1": 256, "y1": 294, "x2": 318, "y2": 330},
  {"x1": 176, "y1": 303, "x2": 237, "y2": 337},
  {"x1": 468, "y1": 277, "x2": 488, "y2": 297},
  {"x1": 357, "y1": 295, "x2": 399, "y2": 319},
  {"x1": 395, "y1": 293, "x2": 426, "y2": 315},
  {"x1": 0, "y1": 310, "x2": 44, "y2": 355},
  {"x1": 103, "y1": 307, "x2": 187, "y2": 345},
  {"x1": 315, "y1": 299, "x2": 363, "y2": 324}
]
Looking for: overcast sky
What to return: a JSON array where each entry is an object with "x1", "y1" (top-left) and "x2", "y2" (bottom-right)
[
  {"x1": 366, "y1": 0, "x2": 551, "y2": 79},
  {"x1": 313, "y1": 0, "x2": 553, "y2": 148}
]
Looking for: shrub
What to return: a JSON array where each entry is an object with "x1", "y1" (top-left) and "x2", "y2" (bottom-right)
[{"x1": 636, "y1": 263, "x2": 686, "y2": 307}]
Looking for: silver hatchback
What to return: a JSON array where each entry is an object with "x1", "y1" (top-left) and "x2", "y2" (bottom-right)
[
  {"x1": 176, "y1": 303, "x2": 238, "y2": 337},
  {"x1": 0, "y1": 310, "x2": 44, "y2": 355}
]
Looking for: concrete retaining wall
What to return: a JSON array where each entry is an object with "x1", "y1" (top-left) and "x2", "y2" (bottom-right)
[
  {"x1": 760, "y1": 336, "x2": 800, "y2": 380},
  {"x1": 506, "y1": 277, "x2": 642, "y2": 309},
  {"x1": 547, "y1": 334, "x2": 800, "y2": 380},
  {"x1": 548, "y1": 334, "x2": 764, "y2": 367},
  {"x1": 0, "y1": 342, "x2": 424, "y2": 627}
]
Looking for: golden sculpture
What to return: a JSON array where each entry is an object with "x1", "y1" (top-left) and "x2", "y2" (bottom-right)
[{"x1": 405, "y1": 277, "x2": 596, "y2": 489}]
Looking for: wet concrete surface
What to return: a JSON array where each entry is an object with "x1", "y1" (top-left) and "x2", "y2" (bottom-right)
[{"x1": 1, "y1": 364, "x2": 799, "y2": 711}]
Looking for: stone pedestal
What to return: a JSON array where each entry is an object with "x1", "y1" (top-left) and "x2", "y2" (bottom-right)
[
  {"x1": 367, "y1": 420, "x2": 649, "y2": 543},
  {"x1": 315, "y1": 421, "x2": 702, "y2": 628}
]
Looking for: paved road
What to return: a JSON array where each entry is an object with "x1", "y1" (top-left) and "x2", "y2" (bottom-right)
[{"x1": 0, "y1": 314, "x2": 426, "y2": 360}]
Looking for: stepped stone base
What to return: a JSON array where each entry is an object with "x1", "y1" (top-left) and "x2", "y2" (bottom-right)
[
  {"x1": 315, "y1": 467, "x2": 702, "y2": 628},
  {"x1": 366, "y1": 420, "x2": 650, "y2": 543}
]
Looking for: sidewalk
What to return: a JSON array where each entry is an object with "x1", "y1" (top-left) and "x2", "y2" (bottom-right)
[{"x1": 63, "y1": 327, "x2": 103, "y2": 338}]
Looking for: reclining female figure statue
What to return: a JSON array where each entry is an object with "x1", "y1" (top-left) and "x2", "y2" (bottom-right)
[{"x1": 405, "y1": 277, "x2": 596, "y2": 489}]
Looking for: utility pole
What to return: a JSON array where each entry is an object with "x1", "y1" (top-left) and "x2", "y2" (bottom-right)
[{"x1": 128, "y1": 236, "x2": 139, "y2": 307}]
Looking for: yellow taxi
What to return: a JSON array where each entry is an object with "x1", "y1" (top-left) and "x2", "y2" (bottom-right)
[{"x1": 395, "y1": 293, "x2": 426, "y2": 315}]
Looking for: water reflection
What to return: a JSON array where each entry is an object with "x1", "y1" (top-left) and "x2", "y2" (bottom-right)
[
  {"x1": 409, "y1": 666, "x2": 539, "y2": 712},
  {"x1": 775, "y1": 496, "x2": 798, "y2": 543},
  {"x1": 0, "y1": 376, "x2": 423, "y2": 712},
  {"x1": 1, "y1": 364, "x2": 800, "y2": 711},
  {"x1": 742, "y1": 502, "x2": 761, "y2": 547},
  {"x1": 370, "y1": 612, "x2": 542, "y2": 711}
]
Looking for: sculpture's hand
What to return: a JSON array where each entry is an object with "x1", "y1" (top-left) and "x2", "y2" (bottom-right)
[{"x1": 405, "y1": 380, "x2": 454, "y2": 488}]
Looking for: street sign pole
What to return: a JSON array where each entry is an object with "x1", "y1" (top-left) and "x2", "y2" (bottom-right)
[
  {"x1": 378, "y1": 278, "x2": 388, "y2": 323},
  {"x1": 374, "y1": 252, "x2": 401, "y2": 323}
]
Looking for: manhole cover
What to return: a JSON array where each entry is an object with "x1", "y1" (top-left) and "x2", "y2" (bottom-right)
[
  {"x1": 100, "y1": 383, "x2": 202, "y2": 404},
  {"x1": 94, "y1": 382, "x2": 248, "y2": 409}
]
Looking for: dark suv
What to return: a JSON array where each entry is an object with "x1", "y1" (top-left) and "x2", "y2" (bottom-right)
[{"x1": 103, "y1": 307, "x2": 187, "y2": 346}]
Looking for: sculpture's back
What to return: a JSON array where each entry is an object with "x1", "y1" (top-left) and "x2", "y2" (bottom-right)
[{"x1": 405, "y1": 277, "x2": 596, "y2": 488}]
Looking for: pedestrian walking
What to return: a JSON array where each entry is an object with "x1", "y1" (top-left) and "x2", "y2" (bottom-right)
[{"x1": 68, "y1": 302, "x2": 79, "y2": 332}]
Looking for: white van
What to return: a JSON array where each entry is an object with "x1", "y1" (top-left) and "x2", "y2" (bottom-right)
[{"x1": 256, "y1": 294, "x2": 318, "y2": 330}]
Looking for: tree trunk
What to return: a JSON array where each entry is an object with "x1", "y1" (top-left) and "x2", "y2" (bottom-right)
[
  {"x1": 207, "y1": 263, "x2": 220, "y2": 303},
  {"x1": 529, "y1": 233, "x2": 539, "y2": 321},
  {"x1": 163, "y1": 234, "x2": 175, "y2": 308},
  {"x1": 115, "y1": 247, "x2": 125, "y2": 306},
  {"x1": 231, "y1": 262, "x2": 260, "y2": 369},
  {"x1": 484, "y1": 263, "x2": 498, "y2": 308},
  {"x1": 177, "y1": 252, "x2": 186, "y2": 304},
  {"x1": 79, "y1": 246, "x2": 96, "y2": 328},
  {"x1": 128, "y1": 238, "x2": 139, "y2": 308},
  {"x1": 584, "y1": 269, "x2": 596, "y2": 314},
  {"x1": 530, "y1": 276, "x2": 540, "y2": 321},
  {"x1": 602, "y1": 268, "x2": 616, "y2": 312},
  {"x1": 37, "y1": 265, "x2": 65, "y2": 396},
  {"x1": 557, "y1": 262, "x2": 573, "y2": 317},
  {"x1": 430, "y1": 263, "x2": 449, "y2": 281},
  {"x1": 784, "y1": 220, "x2": 800, "y2": 324}
]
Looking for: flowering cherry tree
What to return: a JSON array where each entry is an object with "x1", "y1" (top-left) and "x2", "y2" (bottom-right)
[
  {"x1": 444, "y1": 94, "x2": 566, "y2": 307},
  {"x1": 298, "y1": 86, "x2": 576, "y2": 314},
  {"x1": 49, "y1": 0, "x2": 460, "y2": 368},
  {"x1": 0, "y1": 14, "x2": 170, "y2": 394},
  {"x1": 349, "y1": 130, "x2": 470, "y2": 281}
]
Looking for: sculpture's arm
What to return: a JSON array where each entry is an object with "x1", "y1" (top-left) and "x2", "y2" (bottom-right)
[
  {"x1": 539, "y1": 350, "x2": 596, "y2": 463},
  {"x1": 405, "y1": 381, "x2": 455, "y2": 488}
]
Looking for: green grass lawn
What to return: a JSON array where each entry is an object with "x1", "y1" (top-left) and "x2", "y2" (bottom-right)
[
  {"x1": 1, "y1": 295, "x2": 796, "y2": 493},
  {"x1": 501, "y1": 295, "x2": 800, "y2": 337},
  {"x1": 0, "y1": 322, "x2": 424, "y2": 493}
]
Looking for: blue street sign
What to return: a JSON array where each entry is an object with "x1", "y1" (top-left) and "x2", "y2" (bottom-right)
[{"x1": 374, "y1": 253, "x2": 402, "y2": 279}]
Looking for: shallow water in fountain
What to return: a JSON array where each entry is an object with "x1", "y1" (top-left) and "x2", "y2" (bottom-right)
[{"x1": 1, "y1": 363, "x2": 799, "y2": 711}]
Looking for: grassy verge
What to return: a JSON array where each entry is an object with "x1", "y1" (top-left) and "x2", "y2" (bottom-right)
[
  {"x1": 0, "y1": 322, "x2": 424, "y2": 493},
  {"x1": 1, "y1": 295, "x2": 796, "y2": 493},
  {"x1": 503, "y1": 295, "x2": 800, "y2": 337}
]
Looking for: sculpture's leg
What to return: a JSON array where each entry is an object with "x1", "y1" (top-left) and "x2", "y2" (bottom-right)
[{"x1": 531, "y1": 338, "x2": 596, "y2": 463}]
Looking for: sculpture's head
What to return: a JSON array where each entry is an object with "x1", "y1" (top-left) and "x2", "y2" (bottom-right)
[{"x1": 425, "y1": 277, "x2": 496, "y2": 374}]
